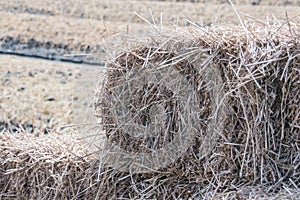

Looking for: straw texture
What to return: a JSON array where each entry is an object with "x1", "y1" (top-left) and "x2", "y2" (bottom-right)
[
  {"x1": 0, "y1": 132, "x2": 100, "y2": 199},
  {"x1": 0, "y1": 18, "x2": 299, "y2": 199},
  {"x1": 95, "y1": 18, "x2": 300, "y2": 199}
]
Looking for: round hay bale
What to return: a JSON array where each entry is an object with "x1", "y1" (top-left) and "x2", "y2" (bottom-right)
[
  {"x1": 95, "y1": 44, "x2": 225, "y2": 172},
  {"x1": 95, "y1": 20, "x2": 299, "y2": 198}
]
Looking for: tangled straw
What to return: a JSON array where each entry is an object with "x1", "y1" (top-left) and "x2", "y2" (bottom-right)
[
  {"x1": 95, "y1": 18, "x2": 300, "y2": 198},
  {"x1": 95, "y1": 45, "x2": 226, "y2": 172},
  {"x1": 0, "y1": 132, "x2": 101, "y2": 199}
]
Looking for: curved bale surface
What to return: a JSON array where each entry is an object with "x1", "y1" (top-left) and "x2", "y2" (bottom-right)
[
  {"x1": 96, "y1": 45, "x2": 225, "y2": 172},
  {"x1": 95, "y1": 19, "x2": 300, "y2": 199}
]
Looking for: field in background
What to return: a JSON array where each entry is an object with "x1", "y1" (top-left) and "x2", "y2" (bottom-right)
[
  {"x1": 0, "y1": 0, "x2": 299, "y2": 139},
  {"x1": 1, "y1": 0, "x2": 299, "y2": 62}
]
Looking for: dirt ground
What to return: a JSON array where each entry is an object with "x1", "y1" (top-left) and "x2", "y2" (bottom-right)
[
  {"x1": 0, "y1": 54, "x2": 104, "y2": 150},
  {"x1": 0, "y1": 55, "x2": 98, "y2": 127}
]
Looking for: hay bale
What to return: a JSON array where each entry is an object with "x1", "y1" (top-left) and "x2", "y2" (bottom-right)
[
  {"x1": 96, "y1": 44, "x2": 225, "y2": 172},
  {"x1": 0, "y1": 132, "x2": 100, "y2": 199},
  {"x1": 195, "y1": 21, "x2": 300, "y2": 189},
  {"x1": 95, "y1": 19, "x2": 299, "y2": 198}
]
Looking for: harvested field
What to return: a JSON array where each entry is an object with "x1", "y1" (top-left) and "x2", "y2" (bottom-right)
[
  {"x1": 0, "y1": 55, "x2": 103, "y2": 147},
  {"x1": 1, "y1": 0, "x2": 299, "y2": 62}
]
